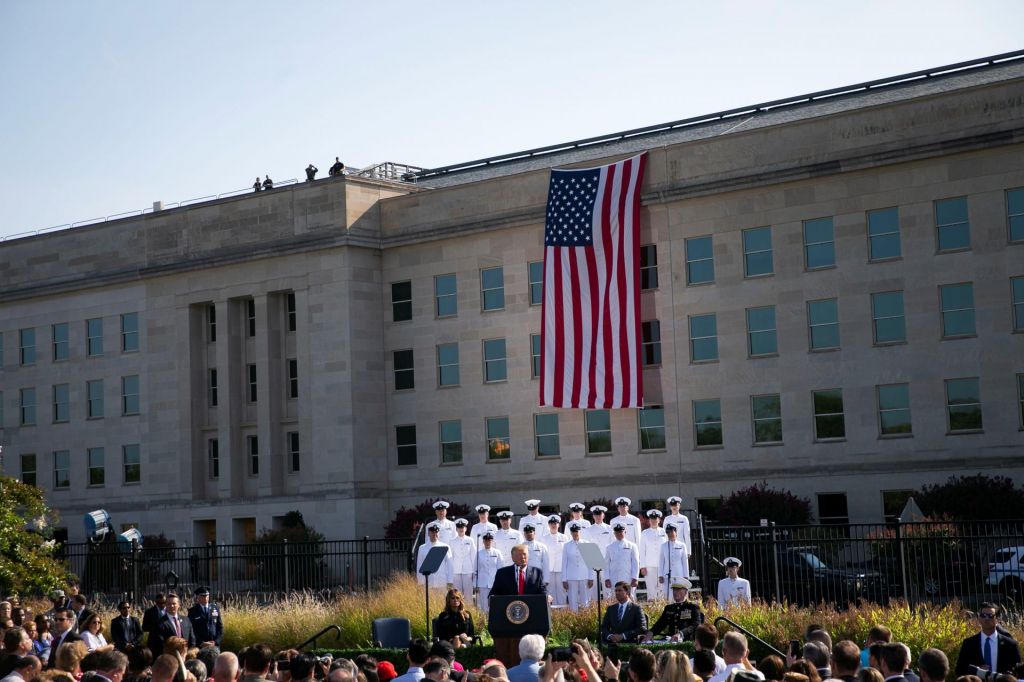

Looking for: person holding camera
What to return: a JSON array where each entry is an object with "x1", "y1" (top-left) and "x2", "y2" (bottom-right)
[{"x1": 954, "y1": 603, "x2": 1022, "y2": 677}]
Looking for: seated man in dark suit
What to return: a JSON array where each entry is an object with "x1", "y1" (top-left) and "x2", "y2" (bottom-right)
[
  {"x1": 954, "y1": 603, "x2": 1023, "y2": 676},
  {"x1": 149, "y1": 593, "x2": 196, "y2": 654},
  {"x1": 600, "y1": 581, "x2": 648, "y2": 644},
  {"x1": 110, "y1": 600, "x2": 144, "y2": 652},
  {"x1": 490, "y1": 545, "x2": 547, "y2": 597}
]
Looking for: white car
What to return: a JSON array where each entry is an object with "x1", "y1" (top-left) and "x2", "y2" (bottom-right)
[{"x1": 986, "y1": 546, "x2": 1024, "y2": 595}]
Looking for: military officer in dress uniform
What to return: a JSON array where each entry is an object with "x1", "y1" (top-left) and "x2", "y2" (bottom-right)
[
  {"x1": 493, "y1": 511, "x2": 522, "y2": 565},
  {"x1": 186, "y1": 587, "x2": 223, "y2": 648},
  {"x1": 474, "y1": 532, "x2": 504, "y2": 616},
  {"x1": 561, "y1": 525, "x2": 593, "y2": 612},
  {"x1": 416, "y1": 524, "x2": 454, "y2": 589},
  {"x1": 449, "y1": 519, "x2": 477, "y2": 598},
  {"x1": 431, "y1": 501, "x2": 458, "y2": 543},
  {"x1": 583, "y1": 505, "x2": 612, "y2": 601},
  {"x1": 566, "y1": 503, "x2": 591, "y2": 531},
  {"x1": 470, "y1": 504, "x2": 497, "y2": 544},
  {"x1": 645, "y1": 579, "x2": 704, "y2": 641},
  {"x1": 640, "y1": 510, "x2": 667, "y2": 597},
  {"x1": 604, "y1": 524, "x2": 640, "y2": 597},
  {"x1": 717, "y1": 557, "x2": 751, "y2": 606},
  {"x1": 611, "y1": 497, "x2": 642, "y2": 547},
  {"x1": 658, "y1": 524, "x2": 689, "y2": 601},
  {"x1": 518, "y1": 499, "x2": 546, "y2": 534},
  {"x1": 540, "y1": 515, "x2": 570, "y2": 606},
  {"x1": 663, "y1": 497, "x2": 692, "y2": 562},
  {"x1": 521, "y1": 525, "x2": 551, "y2": 590}
]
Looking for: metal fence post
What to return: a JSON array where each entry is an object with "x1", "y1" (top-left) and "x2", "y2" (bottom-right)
[
  {"x1": 284, "y1": 539, "x2": 290, "y2": 592},
  {"x1": 363, "y1": 536, "x2": 371, "y2": 592},
  {"x1": 131, "y1": 538, "x2": 140, "y2": 602},
  {"x1": 698, "y1": 515, "x2": 709, "y2": 591},
  {"x1": 896, "y1": 518, "x2": 910, "y2": 604},
  {"x1": 770, "y1": 522, "x2": 782, "y2": 603}
]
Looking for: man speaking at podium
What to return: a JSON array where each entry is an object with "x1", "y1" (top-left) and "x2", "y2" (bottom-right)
[{"x1": 491, "y1": 544, "x2": 547, "y2": 597}]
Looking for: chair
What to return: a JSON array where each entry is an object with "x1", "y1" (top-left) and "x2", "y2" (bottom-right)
[{"x1": 372, "y1": 617, "x2": 412, "y2": 648}]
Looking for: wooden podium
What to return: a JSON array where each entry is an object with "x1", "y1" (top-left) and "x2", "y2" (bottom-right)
[{"x1": 488, "y1": 594, "x2": 551, "y2": 666}]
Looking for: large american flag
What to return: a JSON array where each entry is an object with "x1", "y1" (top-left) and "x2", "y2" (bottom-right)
[{"x1": 539, "y1": 153, "x2": 647, "y2": 409}]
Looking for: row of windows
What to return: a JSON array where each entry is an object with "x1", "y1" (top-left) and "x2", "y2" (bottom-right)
[
  {"x1": 205, "y1": 360, "x2": 299, "y2": 407},
  {"x1": 1, "y1": 313, "x2": 139, "y2": 368},
  {"x1": 19, "y1": 445, "x2": 141, "y2": 489},
  {"x1": 205, "y1": 431, "x2": 301, "y2": 479},
  {"x1": 206, "y1": 292, "x2": 298, "y2": 343},
  {"x1": 393, "y1": 374, "x2": 1024, "y2": 465},
  {"x1": 1, "y1": 376, "x2": 140, "y2": 427}
]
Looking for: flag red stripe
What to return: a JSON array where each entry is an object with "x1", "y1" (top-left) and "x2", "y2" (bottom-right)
[
  {"x1": 584, "y1": 244, "x2": 600, "y2": 408},
  {"x1": 552, "y1": 249, "x2": 565, "y2": 407}
]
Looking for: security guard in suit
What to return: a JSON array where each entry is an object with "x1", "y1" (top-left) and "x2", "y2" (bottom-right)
[
  {"x1": 645, "y1": 579, "x2": 704, "y2": 641},
  {"x1": 186, "y1": 586, "x2": 223, "y2": 647}
]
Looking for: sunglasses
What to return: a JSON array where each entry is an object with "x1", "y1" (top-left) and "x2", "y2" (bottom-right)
[
  {"x1": 53, "y1": 618, "x2": 68, "y2": 622},
  {"x1": 979, "y1": 613, "x2": 997, "y2": 619}
]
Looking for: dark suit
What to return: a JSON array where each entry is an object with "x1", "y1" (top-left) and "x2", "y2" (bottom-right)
[
  {"x1": 955, "y1": 632, "x2": 1022, "y2": 676},
  {"x1": 110, "y1": 615, "x2": 144, "y2": 651},
  {"x1": 71, "y1": 607, "x2": 95, "y2": 634},
  {"x1": 490, "y1": 565, "x2": 547, "y2": 596},
  {"x1": 149, "y1": 613, "x2": 196, "y2": 654},
  {"x1": 46, "y1": 631, "x2": 82, "y2": 669},
  {"x1": 142, "y1": 606, "x2": 166, "y2": 653},
  {"x1": 600, "y1": 600, "x2": 648, "y2": 643},
  {"x1": 187, "y1": 603, "x2": 224, "y2": 646}
]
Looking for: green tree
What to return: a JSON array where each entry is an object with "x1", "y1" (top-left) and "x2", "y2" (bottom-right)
[
  {"x1": 716, "y1": 481, "x2": 813, "y2": 526},
  {"x1": 914, "y1": 474, "x2": 1024, "y2": 521},
  {"x1": 0, "y1": 475, "x2": 70, "y2": 594}
]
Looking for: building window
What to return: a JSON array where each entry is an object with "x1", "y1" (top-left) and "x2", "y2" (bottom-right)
[
  {"x1": 812, "y1": 389, "x2": 846, "y2": 440},
  {"x1": 940, "y1": 283, "x2": 976, "y2": 338},
  {"x1": 807, "y1": 298, "x2": 840, "y2": 350},
  {"x1": 87, "y1": 380, "x2": 103, "y2": 418},
  {"x1": 868, "y1": 207, "x2": 901, "y2": 261},
  {"x1": 534, "y1": 413, "x2": 560, "y2": 458},
  {"x1": 751, "y1": 394, "x2": 782, "y2": 444},
  {"x1": 531, "y1": 334, "x2": 541, "y2": 379},
  {"x1": 437, "y1": 343, "x2": 460, "y2": 387},
  {"x1": 483, "y1": 339, "x2": 507, "y2": 383},
  {"x1": 882, "y1": 490, "x2": 913, "y2": 524},
  {"x1": 529, "y1": 261, "x2": 544, "y2": 306},
  {"x1": 638, "y1": 405, "x2": 666, "y2": 451},
  {"x1": 287, "y1": 358, "x2": 299, "y2": 398},
  {"x1": 21, "y1": 454, "x2": 37, "y2": 486},
  {"x1": 20, "y1": 388, "x2": 36, "y2": 426},
  {"x1": 946, "y1": 377, "x2": 982, "y2": 432},
  {"x1": 208, "y1": 369, "x2": 218, "y2": 407},
  {"x1": 287, "y1": 432, "x2": 300, "y2": 472},
  {"x1": 86, "y1": 318, "x2": 103, "y2": 356},
  {"x1": 53, "y1": 384, "x2": 70, "y2": 423},
  {"x1": 1008, "y1": 188, "x2": 1024, "y2": 243},
  {"x1": 19, "y1": 328, "x2": 35, "y2": 365},
  {"x1": 435, "y1": 274, "x2": 457, "y2": 317},
  {"x1": 871, "y1": 291, "x2": 906, "y2": 344},
  {"x1": 246, "y1": 299, "x2": 256, "y2": 337},
  {"x1": 247, "y1": 435, "x2": 259, "y2": 476},
  {"x1": 877, "y1": 383, "x2": 912, "y2": 436},
  {"x1": 88, "y1": 447, "x2": 105, "y2": 487},
  {"x1": 1012, "y1": 277, "x2": 1024, "y2": 332},
  {"x1": 391, "y1": 281, "x2": 412, "y2": 322},
  {"x1": 393, "y1": 350, "x2": 414, "y2": 391},
  {"x1": 52, "y1": 323, "x2": 69, "y2": 361},
  {"x1": 747, "y1": 306, "x2": 778, "y2": 357},
  {"x1": 642, "y1": 321, "x2": 661, "y2": 366},
  {"x1": 247, "y1": 364, "x2": 258, "y2": 402},
  {"x1": 935, "y1": 197, "x2": 970, "y2": 251},
  {"x1": 208, "y1": 439, "x2": 219, "y2": 479},
  {"x1": 439, "y1": 420, "x2": 463, "y2": 465},
  {"x1": 585, "y1": 409, "x2": 612, "y2": 455},
  {"x1": 1018, "y1": 374, "x2": 1024, "y2": 430},
  {"x1": 53, "y1": 450, "x2": 70, "y2": 489},
  {"x1": 207, "y1": 304, "x2": 217, "y2": 343},
  {"x1": 481, "y1": 267, "x2": 505, "y2": 311},
  {"x1": 803, "y1": 217, "x2": 836, "y2": 269},
  {"x1": 640, "y1": 245, "x2": 659, "y2": 289},
  {"x1": 286, "y1": 292, "x2": 297, "y2": 332},
  {"x1": 685, "y1": 236, "x2": 714, "y2": 285},
  {"x1": 396, "y1": 425, "x2": 417, "y2": 466},
  {"x1": 693, "y1": 399, "x2": 723, "y2": 447},
  {"x1": 122, "y1": 375, "x2": 140, "y2": 415},
  {"x1": 742, "y1": 227, "x2": 773, "y2": 277},
  {"x1": 486, "y1": 417, "x2": 511, "y2": 461},
  {"x1": 121, "y1": 312, "x2": 139, "y2": 352},
  {"x1": 688, "y1": 314, "x2": 718, "y2": 363},
  {"x1": 123, "y1": 444, "x2": 141, "y2": 484},
  {"x1": 817, "y1": 493, "x2": 850, "y2": 526}
]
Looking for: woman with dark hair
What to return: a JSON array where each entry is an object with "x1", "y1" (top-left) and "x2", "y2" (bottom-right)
[
  {"x1": 434, "y1": 589, "x2": 475, "y2": 648},
  {"x1": 788, "y1": 660, "x2": 822, "y2": 682},
  {"x1": 79, "y1": 613, "x2": 114, "y2": 653},
  {"x1": 757, "y1": 655, "x2": 786, "y2": 682}
]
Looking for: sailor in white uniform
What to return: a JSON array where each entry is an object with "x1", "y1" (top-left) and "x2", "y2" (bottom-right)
[
  {"x1": 448, "y1": 518, "x2": 477, "y2": 598},
  {"x1": 640, "y1": 509, "x2": 667, "y2": 597},
  {"x1": 430, "y1": 500, "x2": 457, "y2": 543},
  {"x1": 470, "y1": 504, "x2": 498, "y2": 544},
  {"x1": 583, "y1": 505, "x2": 612, "y2": 601},
  {"x1": 603, "y1": 523, "x2": 640, "y2": 597},
  {"x1": 561, "y1": 524, "x2": 594, "y2": 612},
  {"x1": 610, "y1": 496, "x2": 642, "y2": 547},
  {"x1": 518, "y1": 499, "x2": 546, "y2": 534},
  {"x1": 663, "y1": 497, "x2": 692, "y2": 566},
  {"x1": 474, "y1": 532, "x2": 505, "y2": 616},
  {"x1": 565, "y1": 502, "x2": 591, "y2": 532},
  {"x1": 416, "y1": 524, "x2": 453, "y2": 589},
  {"x1": 521, "y1": 524, "x2": 551, "y2": 590},
  {"x1": 540, "y1": 514, "x2": 569, "y2": 606},
  {"x1": 493, "y1": 510, "x2": 522, "y2": 565},
  {"x1": 658, "y1": 524, "x2": 689, "y2": 601},
  {"x1": 717, "y1": 557, "x2": 751, "y2": 606}
]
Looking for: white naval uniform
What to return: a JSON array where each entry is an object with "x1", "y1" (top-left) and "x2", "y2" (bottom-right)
[
  {"x1": 540, "y1": 530, "x2": 570, "y2": 605},
  {"x1": 561, "y1": 540, "x2": 593, "y2": 611},
  {"x1": 518, "y1": 513, "x2": 547, "y2": 534},
  {"x1": 475, "y1": 546, "x2": 505, "y2": 615},
  {"x1": 431, "y1": 517, "x2": 458, "y2": 544},
  {"x1": 583, "y1": 522, "x2": 613, "y2": 600},
  {"x1": 603, "y1": 538, "x2": 640, "y2": 595},
  {"x1": 663, "y1": 513, "x2": 692, "y2": 555},
  {"x1": 416, "y1": 540, "x2": 453, "y2": 587},
  {"x1": 658, "y1": 539, "x2": 689, "y2": 601},
  {"x1": 470, "y1": 520, "x2": 498, "y2": 544},
  {"x1": 493, "y1": 527, "x2": 522, "y2": 565},
  {"x1": 610, "y1": 513, "x2": 642, "y2": 546},
  {"x1": 640, "y1": 526, "x2": 667, "y2": 594},
  {"x1": 448, "y1": 534, "x2": 477, "y2": 597},
  {"x1": 717, "y1": 576, "x2": 752, "y2": 606},
  {"x1": 566, "y1": 516, "x2": 591, "y2": 532},
  {"x1": 523, "y1": 539, "x2": 551, "y2": 584}
]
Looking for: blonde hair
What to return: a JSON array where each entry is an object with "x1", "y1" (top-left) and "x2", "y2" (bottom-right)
[{"x1": 56, "y1": 640, "x2": 88, "y2": 673}]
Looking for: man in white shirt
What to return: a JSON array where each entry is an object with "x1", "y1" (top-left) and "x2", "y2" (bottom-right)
[
  {"x1": 518, "y1": 500, "x2": 545, "y2": 534},
  {"x1": 603, "y1": 524, "x2": 640, "y2": 596},
  {"x1": 470, "y1": 505, "x2": 498, "y2": 544},
  {"x1": 1, "y1": 656, "x2": 41, "y2": 682},
  {"x1": 561, "y1": 525, "x2": 593, "y2": 612},
  {"x1": 416, "y1": 525, "x2": 454, "y2": 590},
  {"x1": 610, "y1": 497, "x2": 642, "y2": 547},
  {"x1": 448, "y1": 519, "x2": 476, "y2": 598},
  {"x1": 393, "y1": 640, "x2": 431, "y2": 682},
  {"x1": 430, "y1": 501, "x2": 457, "y2": 544},
  {"x1": 474, "y1": 533, "x2": 504, "y2": 616},
  {"x1": 639, "y1": 510, "x2": 666, "y2": 597},
  {"x1": 717, "y1": 557, "x2": 752, "y2": 606},
  {"x1": 708, "y1": 632, "x2": 764, "y2": 682},
  {"x1": 540, "y1": 515, "x2": 569, "y2": 606},
  {"x1": 493, "y1": 511, "x2": 522, "y2": 564}
]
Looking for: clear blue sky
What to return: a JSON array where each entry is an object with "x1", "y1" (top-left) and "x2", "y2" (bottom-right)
[{"x1": 0, "y1": 2, "x2": 1020, "y2": 239}]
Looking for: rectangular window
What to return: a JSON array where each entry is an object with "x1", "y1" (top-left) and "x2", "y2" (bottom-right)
[
  {"x1": 21, "y1": 454, "x2": 37, "y2": 486},
  {"x1": 52, "y1": 323, "x2": 69, "y2": 361},
  {"x1": 396, "y1": 425, "x2": 418, "y2": 466},
  {"x1": 121, "y1": 312, "x2": 139, "y2": 352},
  {"x1": 393, "y1": 350, "x2": 414, "y2": 390},
  {"x1": 529, "y1": 261, "x2": 544, "y2": 306},
  {"x1": 585, "y1": 409, "x2": 612, "y2": 455},
  {"x1": 877, "y1": 383, "x2": 912, "y2": 436},
  {"x1": 640, "y1": 245, "x2": 659, "y2": 289},
  {"x1": 207, "y1": 304, "x2": 217, "y2": 342},
  {"x1": 742, "y1": 227, "x2": 773, "y2": 277},
  {"x1": 19, "y1": 328, "x2": 35, "y2": 365},
  {"x1": 246, "y1": 299, "x2": 256, "y2": 337},
  {"x1": 86, "y1": 318, "x2": 103, "y2": 356},
  {"x1": 688, "y1": 313, "x2": 718, "y2": 363},
  {"x1": 247, "y1": 364, "x2": 258, "y2": 402},
  {"x1": 20, "y1": 387, "x2": 36, "y2": 425},
  {"x1": 53, "y1": 450, "x2": 70, "y2": 489},
  {"x1": 435, "y1": 274, "x2": 457, "y2": 317},
  {"x1": 817, "y1": 493, "x2": 850, "y2": 526},
  {"x1": 247, "y1": 435, "x2": 259, "y2": 476},
  {"x1": 807, "y1": 298, "x2": 840, "y2": 350},
  {"x1": 693, "y1": 399, "x2": 723, "y2": 447},
  {"x1": 935, "y1": 197, "x2": 970, "y2": 251},
  {"x1": 946, "y1": 377, "x2": 982, "y2": 432},
  {"x1": 1008, "y1": 188, "x2": 1024, "y2": 243},
  {"x1": 122, "y1": 375, "x2": 140, "y2": 415},
  {"x1": 685, "y1": 236, "x2": 714, "y2": 284},
  {"x1": 437, "y1": 343, "x2": 460, "y2": 387},
  {"x1": 87, "y1": 379, "x2": 103, "y2": 418},
  {"x1": 208, "y1": 439, "x2": 219, "y2": 479},
  {"x1": 751, "y1": 394, "x2": 782, "y2": 444},
  {"x1": 287, "y1": 431, "x2": 300, "y2": 472},
  {"x1": 391, "y1": 281, "x2": 412, "y2": 322},
  {"x1": 747, "y1": 306, "x2": 778, "y2": 356},
  {"x1": 531, "y1": 334, "x2": 541, "y2": 379},
  {"x1": 813, "y1": 389, "x2": 846, "y2": 440},
  {"x1": 883, "y1": 490, "x2": 913, "y2": 524},
  {"x1": 208, "y1": 369, "x2": 218, "y2": 407},
  {"x1": 534, "y1": 413, "x2": 560, "y2": 458},
  {"x1": 642, "y1": 320, "x2": 661, "y2": 366},
  {"x1": 486, "y1": 417, "x2": 511, "y2": 461},
  {"x1": 287, "y1": 358, "x2": 299, "y2": 398},
  {"x1": 88, "y1": 447, "x2": 105, "y2": 487},
  {"x1": 871, "y1": 291, "x2": 906, "y2": 344},
  {"x1": 1012, "y1": 277, "x2": 1024, "y2": 332},
  {"x1": 481, "y1": 267, "x2": 505, "y2": 311},
  {"x1": 53, "y1": 384, "x2": 70, "y2": 423},
  {"x1": 1018, "y1": 374, "x2": 1024, "y2": 430},
  {"x1": 439, "y1": 420, "x2": 463, "y2": 465},
  {"x1": 483, "y1": 338, "x2": 507, "y2": 382},
  {"x1": 123, "y1": 444, "x2": 141, "y2": 484},
  {"x1": 286, "y1": 292, "x2": 297, "y2": 332},
  {"x1": 638, "y1": 405, "x2": 666, "y2": 451},
  {"x1": 803, "y1": 217, "x2": 836, "y2": 269},
  {"x1": 940, "y1": 283, "x2": 976, "y2": 337},
  {"x1": 868, "y1": 207, "x2": 901, "y2": 261}
]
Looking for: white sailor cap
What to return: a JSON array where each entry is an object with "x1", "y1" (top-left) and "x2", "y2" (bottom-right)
[
  {"x1": 645, "y1": 509, "x2": 663, "y2": 518},
  {"x1": 427, "y1": 524, "x2": 440, "y2": 532},
  {"x1": 670, "y1": 578, "x2": 693, "y2": 590},
  {"x1": 547, "y1": 514, "x2": 561, "y2": 524},
  {"x1": 496, "y1": 510, "x2": 514, "y2": 519},
  {"x1": 454, "y1": 518, "x2": 469, "y2": 527},
  {"x1": 475, "y1": 504, "x2": 491, "y2": 513},
  {"x1": 667, "y1": 496, "x2": 683, "y2": 505},
  {"x1": 524, "y1": 499, "x2": 541, "y2": 508},
  {"x1": 569, "y1": 502, "x2": 586, "y2": 512},
  {"x1": 433, "y1": 500, "x2": 450, "y2": 510},
  {"x1": 615, "y1": 496, "x2": 631, "y2": 506},
  {"x1": 569, "y1": 524, "x2": 581, "y2": 532},
  {"x1": 590, "y1": 505, "x2": 607, "y2": 513},
  {"x1": 523, "y1": 524, "x2": 536, "y2": 533},
  {"x1": 612, "y1": 523, "x2": 625, "y2": 532},
  {"x1": 724, "y1": 556, "x2": 742, "y2": 567},
  {"x1": 482, "y1": 532, "x2": 494, "y2": 540},
  {"x1": 665, "y1": 524, "x2": 677, "y2": 532}
]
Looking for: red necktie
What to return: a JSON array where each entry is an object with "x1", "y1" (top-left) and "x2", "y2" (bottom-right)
[
  {"x1": 518, "y1": 567, "x2": 525, "y2": 594},
  {"x1": 174, "y1": 617, "x2": 181, "y2": 637}
]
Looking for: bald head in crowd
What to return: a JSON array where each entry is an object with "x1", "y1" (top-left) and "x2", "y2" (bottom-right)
[{"x1": 214, "y1": 653, "x2": 241, "y2": 682}]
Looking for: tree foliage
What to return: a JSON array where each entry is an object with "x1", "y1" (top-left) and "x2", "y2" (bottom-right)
[
  {"x1": 715, "y1": 481, "x2": 813, "y2": 526},
  {"x1": 385, "y1": 499, "x2": 473, "y2": 539},
  {"x1": 914, "y1": 474, "x2": 1024, "y2": 521},
  {"x1": 0, "y1": 476, "x2": 71, "y2": 594},
  {"x1": 253, "y1": 511, "x2": 325, "y2": 544}
]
